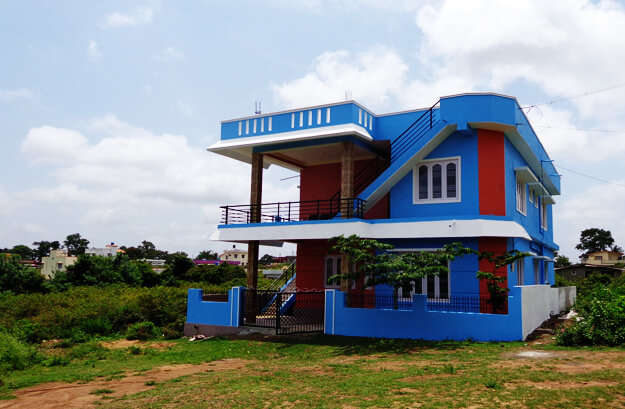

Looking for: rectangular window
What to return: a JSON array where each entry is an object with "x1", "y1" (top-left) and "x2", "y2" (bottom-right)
[
  {"x1": 516, "y1": 259, "x2": 524, "y2": 285},
  {"x1": 529, "y1": 189, "x2": 534, "y2": 204},
  {"x1": 396, "y1": 250, "x2": 450, "y2": 300},
  {"x1": 541, "y1": 201, "x2": 548, "y2": 230},
  {"x1": 413, "y1": 157, "x2": 461, "y2": 204},
  {"x1": 533, "y1": 259, "x2": 540, "y2": 284},
  {"x1": 516, "y1": 176, "x2": 527, "y2": 215}
]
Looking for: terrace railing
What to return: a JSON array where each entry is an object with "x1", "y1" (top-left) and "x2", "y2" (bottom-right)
[
  {"x1": 390, "y1": 101, "x2": 441, "y2": 163},
  {"x1": 220, "y1": 197, "x2": 366, "y2": 225},
  {"x1": 344, "y1": 292, "x2": 508, "y2": 314}
]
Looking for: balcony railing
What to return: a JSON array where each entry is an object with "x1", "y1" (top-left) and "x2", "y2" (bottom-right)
[{"x1": 220, "y1": 198, "x2": 366, "y2": 225}]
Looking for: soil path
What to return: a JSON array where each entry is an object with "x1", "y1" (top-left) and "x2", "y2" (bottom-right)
[{"x1": 0, "y1": 359, "x2": 249, "y2": 409}]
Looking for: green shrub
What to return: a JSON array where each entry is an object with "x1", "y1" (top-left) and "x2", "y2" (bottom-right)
[
  {"x1": 0, "y1": 332, "x2": 41, "y2": 372},
  {"x1": 126, "y1": 321, "x2": 160, "y2": 341},
  {"x1": 557, "y1": 287, "x2": 625, "y2": 346}
]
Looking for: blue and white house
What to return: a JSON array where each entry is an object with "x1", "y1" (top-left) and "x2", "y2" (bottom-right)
[{"x1": 186, "y1": 93, "x2": 576, "y2": 341}]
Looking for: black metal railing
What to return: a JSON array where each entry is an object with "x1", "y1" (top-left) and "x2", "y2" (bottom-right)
[
  {"x1": 241, "y1": 289, "x2": 324, "y2": 335},
  {"x1": 220, "y1": 197, "x2": 366, "y2": 225},
  {"x1": 264, "y1": 262, "x2": 296, "y2": 292},
  {"x1": 427, "y1": 294, "x2": 508, "y2": 314},
  {"x1": 344, "y1": 293, "x2": 414, "y2": 310},
  {"x1": 390, "y1": 101, "x2": 441, "y2": 163},
  {"x1": 201, "y1": 292, "x2": 228, "y2": 302},
  {"x1": 344, "y1": 292, "x2": 508, "y2": 314}
]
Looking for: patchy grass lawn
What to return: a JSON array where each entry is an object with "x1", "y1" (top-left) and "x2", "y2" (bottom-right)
[{"x1": 1, "y1": 335, "x2": 625, "y2": 408}]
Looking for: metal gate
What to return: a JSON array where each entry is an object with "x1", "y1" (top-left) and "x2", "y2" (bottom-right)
[{"x1": 242, "y1": 289, "x2": 324, "y2": 335}]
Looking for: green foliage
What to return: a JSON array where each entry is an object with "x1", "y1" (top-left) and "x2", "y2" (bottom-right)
[
  {"x1": 0, "y1": 331, "x2": 41, "y2": 372},
  {"x1": 31, "y1": 240, "x2": 60, "y2": 261},
  {"x1": 0, "y1": 255, "x2": 46, "y2": 293},
  {"x1": 63, "y1": 233, "x2": 90, "y2": 256},
  {"x1": 196, "y1": 250, "x2": 218, "y2": 260},
  {"x1": 9, "y1": 245, "x2": 34, "y2": 260},
  {"x1": 0, "y1": 285, "x2": 189, "y2": 342},
  {"x1": 557, "y1": 287, "x2": 625, "y2": 346},
  {"x1": 575, "y1": 228, "x2": 619, "y2": 256},
  {"x1": 126, "y1": 321, "x2": 160, "y2": 341},
  {"x1": 475, "y1": 250, "x2": 527, "y2": 313},
  {"x1": 554, "y1": 254, "x2": 571, "y2": 268},
  {"x1": 182, "y1": 263, "x2": 246, "y2": 284}
]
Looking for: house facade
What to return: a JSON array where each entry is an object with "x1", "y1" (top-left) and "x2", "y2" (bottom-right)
[
  {"x1": 187, "y1": 93, "x2": 575, "y2": 341},
  {"x1": 219, "y1": 247, "x2": 248, "y2": 267},
  {"x1": 41, "y1": 249, "x2": 77, "y2": 278},
  {"x1": 580, "y1": 250, "x2": 624, "y2": 265}
]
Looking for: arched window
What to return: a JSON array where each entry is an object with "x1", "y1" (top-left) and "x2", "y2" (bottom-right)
[
  {"x1": 413, "y1": 158, "x2": 460, "y2": 203},
  {"x1": 418, "y1": 165, "x2": 428, "y2": 199},
  {"x1": 446, "y1": 163, "x2": 456, "y2": 198},
  {"x1": 432, "y1": 164, "x2": 442, "y2": 199}
]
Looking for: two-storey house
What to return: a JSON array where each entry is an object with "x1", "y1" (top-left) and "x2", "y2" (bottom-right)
[{"x1": 186, "y1": 93, "x2": 575, "y2": 341}]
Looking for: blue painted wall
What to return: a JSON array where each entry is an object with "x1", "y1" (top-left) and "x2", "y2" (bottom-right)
[
  {"x1": 220, "y1": 102, "x2": 376, "y2": 140},
  {"x1": 186, "y1": 287, "x2": 242, "y2": 327},
  {"x1": 389, "y1": 129, "x2": 479, "y2": 219},
  {"x1": 325, "y1": 288, "x2": 523, "y2": 341}
]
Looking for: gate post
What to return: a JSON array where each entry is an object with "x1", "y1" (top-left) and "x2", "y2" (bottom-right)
[{"x1": 275, "y1": 292, "x2": 281, "y2": 334}]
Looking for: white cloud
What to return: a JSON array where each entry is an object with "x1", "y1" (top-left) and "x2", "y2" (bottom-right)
[
  {"x1": 87, "y1": 40, "x2": 102, "y2": 61},
  {"x1": 557, "y1": 181, "x2": 625, "y2": 259},
  {"x1": 154, "y1": 47, "x2": 185, "y2": 62},
  {"x1": 272, "y1": 47, "x2": 408, "y2": 110},
  {"x1": 12, "y1": 117, "x2": 299, "y2": 255},
  {"x1": 102, "y1": 6, "x2": 154, "y2": 28},
  {"x1": 0, "y1": 88, "x2": 34, "y2": 102}
]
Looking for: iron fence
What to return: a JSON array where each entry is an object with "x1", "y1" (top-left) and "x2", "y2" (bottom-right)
[{"x1": 344, "y1": 292, "x2": 508, "y2": 314}]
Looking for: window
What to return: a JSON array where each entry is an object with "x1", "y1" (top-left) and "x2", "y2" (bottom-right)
[
  {"x1": 413, "y1": 157, "x2": 460, "y2": 204},
  {"x1": 516, "y1": 175, "x2": 527, "y2": 215},
  {"x1": 533, "y1": 259, "x2": 540, "y2": 284},
  {"x1": 594, "y1": 255, "x2": 603, "y2": 261},
  {"x1": 57, "y1": 262, "x2": 63, "y2": 270},
  {"x1": 324, "y1": 255, "x2": 342, "y2": 289},
  {"x1": 529, "y1": 189, "x2": 534, "y2": 204},
  {"x1": 540, "y1": 201, "x2": 548, "y2": 230},
  {"x1": 395, "y1": 250, "x2": 450, "y2": 300},
  {"x1": 514, "y1": 258, "x2": 524, "y2": 285}
]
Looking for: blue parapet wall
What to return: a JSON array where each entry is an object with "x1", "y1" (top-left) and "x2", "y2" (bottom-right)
[
  {"x1": 325, "y1": 287, "x2": 523, "y2": 341},
  {"x1": 186, "y1": 287, "x2": 243, "y2": 327}
]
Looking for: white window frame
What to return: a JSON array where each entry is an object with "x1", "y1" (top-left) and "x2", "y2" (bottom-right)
[
  {"x1": 412, "y1": 156, "x2": 461, "y2": 204},
  {"x1": 513, "y1": 258, "x2": 524, "y2": 285},
  {"x1": 540, "y1": 201, "x2": 548, "y2": 230},
  {"x1": 529, "y1": 188, "x2": 534, "y2": 204},
  {"x1": 516, "y1": 175, "x2": 527, "y2": 215}
]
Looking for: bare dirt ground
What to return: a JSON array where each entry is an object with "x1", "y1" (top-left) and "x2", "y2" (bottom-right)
[{"x1": 0, "y1": 359, "x2": 250, "y2": 409}]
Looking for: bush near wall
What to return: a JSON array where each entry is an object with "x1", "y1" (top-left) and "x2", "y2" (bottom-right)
[{"x1": 0, "y1": 282, "x2": 238, "y2": 343}]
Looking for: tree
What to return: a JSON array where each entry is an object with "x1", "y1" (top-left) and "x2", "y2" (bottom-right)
[
  {"x1": 330, "y1": 235, "x2": 526, "y2": 312},
  {"x1": 576, "y1": 228, "x2": 617, "y2": 256},
  {"x1": 10, "y1": 245, "x2": 34, "y2": 260},
  {"x1": 259, "y1": 254, "x2": 274, "y2": 265},
  {"x1": 0, "y1": 254, "x2": 46, "y2": 293},
  {"x1": 32, "y1": 240, "x2": 61, "y2": 261},
  {"x1": 555, "y1": 254, "x2": 571, "y2": 268},
  {"x1": 196, "y1": 250, "x2": 218, "y2": 260},
  {"x1": 64, "y1": 233, "x2": 90, "y2": 256}
]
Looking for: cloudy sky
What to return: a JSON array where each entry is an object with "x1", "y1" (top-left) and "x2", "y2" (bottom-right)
[{"x1": 2, "y1": 0, "x2": 625, "y2": 259}]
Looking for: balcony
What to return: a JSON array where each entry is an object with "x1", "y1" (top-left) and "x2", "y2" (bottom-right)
[{"x1": 220, "y1": 198, "x2": 366, "y2": 225}]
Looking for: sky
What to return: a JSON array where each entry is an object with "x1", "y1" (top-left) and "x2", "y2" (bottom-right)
[{"x1": 1, "y1": 0, "x2": 625, "y2": 260}]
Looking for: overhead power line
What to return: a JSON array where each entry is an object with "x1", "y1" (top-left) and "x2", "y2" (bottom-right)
[
  {"x1": 520, "y1": 82, "x2": 625, "y2": 111},
  {"x1": 557, "y1": 165, "x2": 625, "y2": 189}
]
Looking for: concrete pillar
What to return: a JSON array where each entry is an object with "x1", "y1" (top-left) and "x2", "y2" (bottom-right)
[
  {"x1": 246, "y1": 153, "x2": 263, "y2": 323},
  {"x1": 340, "y1": 143, "x2": 355, "y2": 292},
  {"x1": 340, "y1": 142, "x2": 355, "y2": 218}
]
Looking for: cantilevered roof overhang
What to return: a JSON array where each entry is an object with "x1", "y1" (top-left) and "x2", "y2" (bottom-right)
[{"x1": 207, "y1": 123, "x2": 380, "y2": 171}]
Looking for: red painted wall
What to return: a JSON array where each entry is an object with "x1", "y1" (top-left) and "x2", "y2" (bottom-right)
[
  {"x1": 296, "y1": 240, "x2": 331, "y2": 292},
  {"x1": 478, "y1": 129, "x2": 506, "y2": 216},
  {"x1": 478, "y1": 237, "x2": 508, "y2": 313},
  {"x1": 364, "y1": 194, "x2": 389, "y2": 219},
  {"x1": 300, "y1": 164, "x2": 341, "y2": 202}
]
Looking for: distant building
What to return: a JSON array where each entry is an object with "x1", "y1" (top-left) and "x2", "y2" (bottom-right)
[
  {"x1": 86, "y1": 243, "x2": 124, "y2": 257},
  {"x1": 556, "y1": 263, "x2": 624, "y2": 282},
  {"x1": 193, "y1": 259, "x2": 241, "y2": 266},
  {"x1": 41, "y1": 249, "x2": 77, "y2": 278},
  {"x1": 143, "y1": 258, "x2": 166, "y2": 273},
  {"x1": 219, "y1": 247, "x2": 248, "y2": 267},
  {"x1": 580, "y1": 250, "x2": 624, "y2": 266}
]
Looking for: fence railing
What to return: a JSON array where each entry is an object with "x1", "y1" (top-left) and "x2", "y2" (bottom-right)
[
  {"x1": 390, "y1": 101, "x2": 441, "y2": 163},
  {"x1": 220, "y1": 197, "x2": 366, "y2": 225},
  {"x1": 201, "y1": 292, "x2": 229, "y2": 302},
  {"x1": 344, "y1": 292, "x2": 508, "y2": 314},
  {"x1": 264, "y1": 262, "x2": 296, "y2": 292}
]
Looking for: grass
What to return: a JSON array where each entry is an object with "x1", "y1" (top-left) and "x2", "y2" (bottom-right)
[{"x1": 2, "y1": 335, "x2": 625, "y2": 408}]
